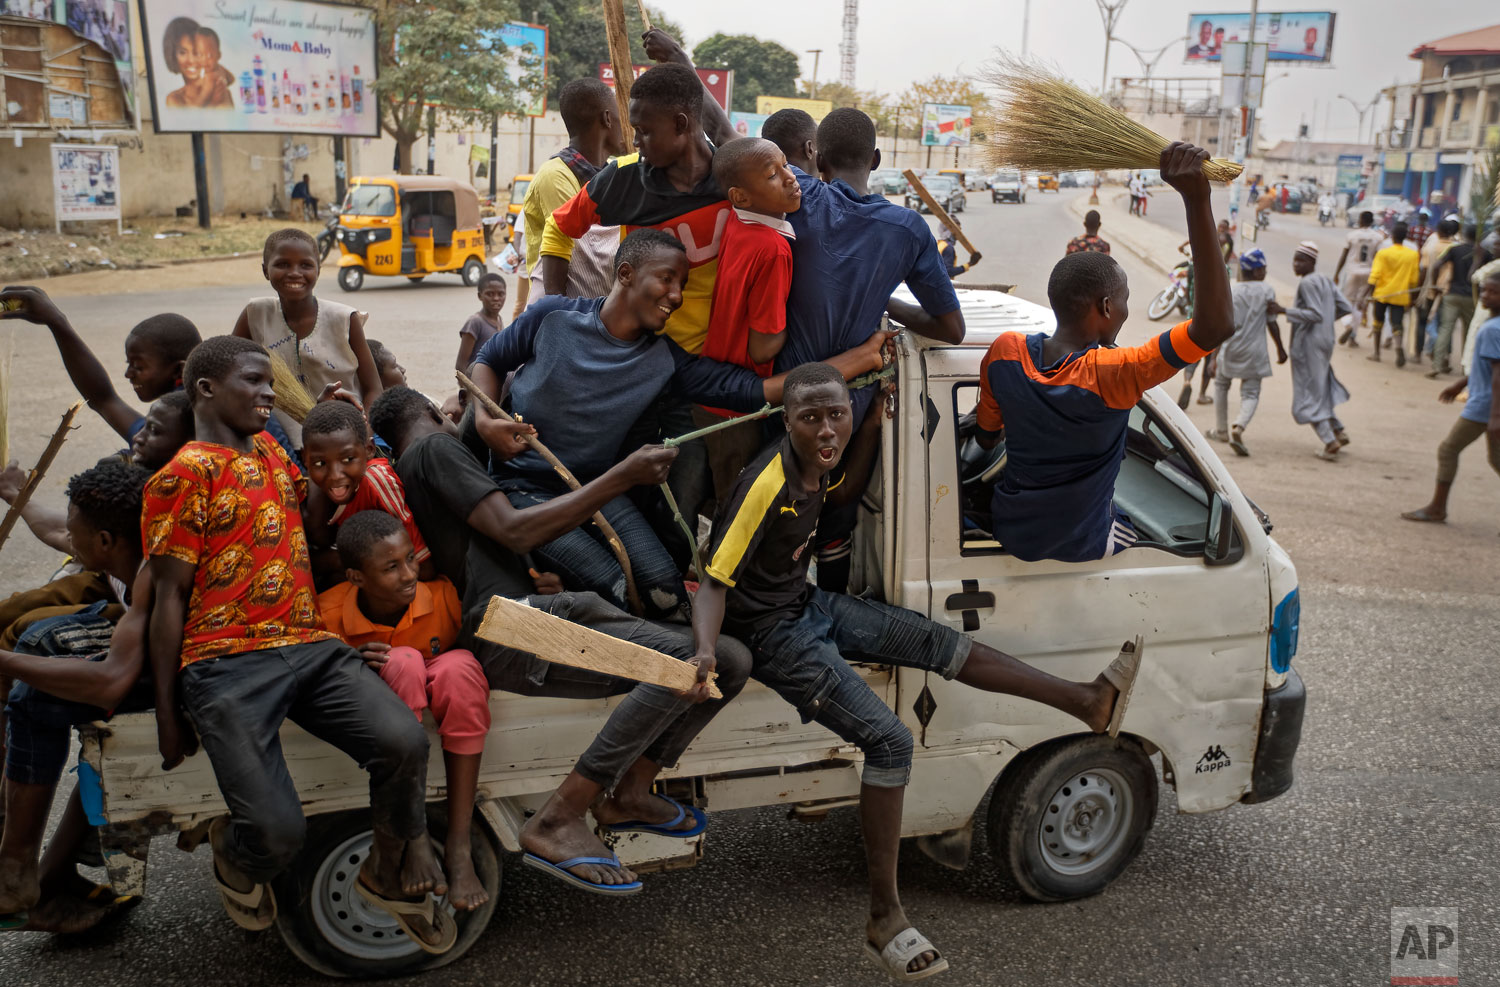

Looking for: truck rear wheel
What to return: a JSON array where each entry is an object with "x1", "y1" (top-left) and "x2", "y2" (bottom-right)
[
  {"x1": 272, "y1": 806, "x2": 500, "y2": 978},
  {"x1": 987, "y1": 736, "x2": 1157, "y2": 902}
]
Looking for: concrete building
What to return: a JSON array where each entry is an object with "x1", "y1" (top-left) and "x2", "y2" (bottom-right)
[
  {"x1": 1246, "y1": 141, "x2": 1373, "y2": 193},
  {"x1": 1373, "y1": 23, "x2": 1500, "y2": 212},
  {"x1": 1109, "y1": 78, "x2": 1227, "y2": 154}
]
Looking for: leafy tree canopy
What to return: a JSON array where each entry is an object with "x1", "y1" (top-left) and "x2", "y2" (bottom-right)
[{"x1": 693, "y1": 33, "x2": 800, "y2": 113}]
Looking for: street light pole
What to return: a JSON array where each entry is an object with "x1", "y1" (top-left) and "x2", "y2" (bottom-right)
[
  {"x1": 1339, "y1": 93, "x2": 1374, "y2": 145},
  {"x1": 807, "y1": 49, "x2": 822, "y2": 99},
  {"x1": 1095, "y1": 0, "x2": 1128, "y2": 95}
]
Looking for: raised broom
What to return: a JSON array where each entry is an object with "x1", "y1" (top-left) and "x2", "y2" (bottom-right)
[{"x1": 981, "y1": 55, "x2": 1242, "y2": 183}]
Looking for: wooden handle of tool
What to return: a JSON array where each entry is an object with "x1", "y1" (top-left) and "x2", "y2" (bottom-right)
[
  {"x1": 602, "y1": 0, "x2": 635, "y2": 147},
  {"x1": 902, "y1": 170, "x2": 978, "y2": 255},
  {"x1": 455, "y1": 372, "x2": 644, "y2": 616},
  {"x1": 0, "y1": 401, "x2": 82, "y2": 555},
  {"x1": 635, "y1": 0, "x2": 652, "y2": 31}
]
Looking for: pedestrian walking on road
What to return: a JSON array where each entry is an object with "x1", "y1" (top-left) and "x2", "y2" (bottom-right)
[
  {"x1": 1400, "y1": 269, "x2": 1500, "y2": 523},
  {"x1": 1367, "y1": 223, "x2": 1422, "y2": 366},
  {"x1": 1335, "y1": 211, "x2": 1386, "y2": 343},
  {"x1": 1414, "y1": 219, "x2": 1458, "y2": 363},
  {"x1": 1206, "y1": 249, "x2": 1285, "y2": 456},
  {"x1": 1066, "y1": 210, "x2": 1111, "y2": 255},
  {"x1": 1127, "y1": 174, "x2": 1142, "y2": 216},
  {"x1": 1275, "y1": 242, "x2": 1353, "y2": 461},
  {"x1": 1426, "y1": 223, "x2": 1478, "y2": 378}
]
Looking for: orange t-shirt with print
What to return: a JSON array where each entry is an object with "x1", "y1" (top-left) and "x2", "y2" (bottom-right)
[{"x1": 142, "y1": 433, "x2": 335, "y2": 668}]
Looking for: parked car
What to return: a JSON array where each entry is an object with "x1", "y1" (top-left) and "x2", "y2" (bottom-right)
[
  {"x1": 991, "y1": 170, "x2": 1026, "y2": 204},
  {"x1": 908, "y1": 175, "x2": 966, "y2": 214},
  {"x1": 1060, "y1": 173, "x2": 1079, "y2": 188},
  {"x1": 872, "y1": 168, "x2": 909, "y2": 195}
]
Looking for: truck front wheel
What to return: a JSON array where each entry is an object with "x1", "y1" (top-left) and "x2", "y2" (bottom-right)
[
  {"x1": 987, "y1": 735, "x2": 1157, "y2": 902},
  {"x1": 272, "y1": 805, "x2": 500, "y2": 978}
]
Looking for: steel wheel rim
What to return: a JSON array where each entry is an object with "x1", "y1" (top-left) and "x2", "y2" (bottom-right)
[
  {"x1": 1037, "y1": 766, "x2": 1133, "y2": 876},
  {"x1": 309, "y1": 831, "x2": 437, "y2": 961}
]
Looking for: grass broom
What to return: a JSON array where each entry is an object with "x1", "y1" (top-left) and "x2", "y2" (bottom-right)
[
  {"x1": 980, "y1": 54, "x2": 1242, "y2": 183},
  {"x1": 268, "y1": 353, "x2": 316, "y2": 424}
]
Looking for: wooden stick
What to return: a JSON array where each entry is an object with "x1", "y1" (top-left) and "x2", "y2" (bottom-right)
[
  {"x1": 477, "y1": 595, "x2": 720, "y2": 699},
  {"x1": 601, "y1": 0, "x2": 635, "y2": 147},
  {"x1": 0, "y1": 401, "x2": 82, "y2": 555},
  {"x1": 455, "y1": 371, "x2": 644, "y2": 616},
  {"x1": 902, "y1": 170, "x2": 978, "y2": 255},
  {"x1": 635, "y1": 0, "x2": 652, "y2": 32}
]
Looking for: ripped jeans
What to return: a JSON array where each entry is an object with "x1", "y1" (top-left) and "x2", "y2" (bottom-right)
[
  {"x1": 742, "y1": 588, "x2": 969, "y2": 788},
  {"x1": 500, "y1": 478, "x2": 689, "y2": 621}
]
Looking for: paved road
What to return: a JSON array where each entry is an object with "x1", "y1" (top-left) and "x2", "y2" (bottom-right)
[{"x1": 2, "y1": 189, "x2": 1496, "y2": 986}]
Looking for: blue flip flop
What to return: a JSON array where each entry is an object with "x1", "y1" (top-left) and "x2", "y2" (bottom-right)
[
  {"x1": 0, "y1": 911, "x2": 28, "y2": 931},
  {"x1": 520, "y1": 853, "x2": 643, "y2": 896},
  {"x1": 605, "y1": 795, "x2": 708, "y2": 839}
]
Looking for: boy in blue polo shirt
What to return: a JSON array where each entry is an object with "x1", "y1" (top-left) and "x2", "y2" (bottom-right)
[
  {"x1": 777, "y1": 107, "x2": 967, "y2": 591},
  {"x1": 975, "y1": 142, "x2": 1237, "y2": 562}
]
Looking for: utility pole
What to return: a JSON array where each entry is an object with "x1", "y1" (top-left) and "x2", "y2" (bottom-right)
[
  {"x1": 1227, "y1": 0, "x2": 1260, "y2": 231},
  {"x1": 1095, "y1": 0, "x2": 1128, "y2": 96},
  {"x1": 807, "y1": 49, "x2": 822, "y2": 98},
  {"x1": 1022, "y1": 0, "x2": 1031, "y2": 58},
  {"x1": 489, "y1": 114, "x2": 499, "y2": 198}
]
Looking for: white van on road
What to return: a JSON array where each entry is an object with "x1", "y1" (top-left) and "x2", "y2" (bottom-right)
[{"x1": 76, "y1": 287, "x2": 1305, "y2": 976}]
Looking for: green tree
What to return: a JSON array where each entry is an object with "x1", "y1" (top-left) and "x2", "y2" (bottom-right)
[
  {"x1": 368, "y1": 0, "x2": 543, "y2": 173},
  {"x1": 693, "y1": 33, "x2": 800, "y2": 112},
  {"x1": 525, "y1": 1, "x2": 686, "y2": 107},
  {"x1": 796, "y1": 80, "x2": 901, "y2": 134}
]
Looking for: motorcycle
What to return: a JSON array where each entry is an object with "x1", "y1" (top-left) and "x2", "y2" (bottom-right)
[
  {"x1": 1147, "y1": 260, "x2": 1192, "y2": 322},
  {"x1": 1256, "y1": 209, "x2": 1271, "y2": 231},
  {"x1": 1318, "y1": 204, "x2": 1334, "y2": 226},
  {"x1": 316, "y1": 214, "x2": 337, "y2": 264}
]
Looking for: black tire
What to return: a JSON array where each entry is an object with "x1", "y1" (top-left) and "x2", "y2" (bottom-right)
[
  {"x1": 405, "y1": 276, "x2": 426, "y2": 283},
  {"x1": 461, "y1": 258, "x2": 484, "y2": 286},
  {"x1": 318, "y1": 235, "x2": 334, "y2": 264},
  {"x1": 1146, "y1": 285, "x2": 1179, "y2": 321},
  {"x1": 986, "y1": 735, "x2": 1157, "y2": 903},
  {"x1": 337, "y1": 266, "x2": 364, "y2": 292},
  {"x1": 272, "y1": 805, "x2": 501, "y2": 978}
]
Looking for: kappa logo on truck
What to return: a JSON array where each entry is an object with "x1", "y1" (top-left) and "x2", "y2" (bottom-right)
[{"x1": 1195, "y1": 745, "x2": 1231, "y2": 774}]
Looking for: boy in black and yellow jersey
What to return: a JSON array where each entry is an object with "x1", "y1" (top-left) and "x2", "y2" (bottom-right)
[{"x1": 690, "y1": 362, "x2": 1143, "y2": 982}]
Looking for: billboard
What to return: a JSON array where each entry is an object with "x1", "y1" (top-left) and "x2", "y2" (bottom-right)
[
  {"x1": 489, "y1": 21, "x2": 548, "y2": 117},
  {"x1": 920, "y1": 103, "x2": 972, "y2": 147},
  {"x1": 729, "y1": 111, "x2": 769, "y2": 138},
  {"x1": 600, "y1": 64, "x2": 732, "y2": 112},
  {"x1": 1185, "y1": 12, "x2": 1335, "y2": 63},
  {"x1": 0, "y1": 0, "x2": 136, "y2": 124},
  {"x1": 1334, "y1": 153, "x2": 1364, "y2": 191},
  {"x1": 138, "y1": 0, "x2": 379, "y2": 135},
  {"x1": 754, "y1": 95, "x2": 831, "y2": 121},
  {"x1": 52, "y1": 143, "x2": 121, "y2": 230}
]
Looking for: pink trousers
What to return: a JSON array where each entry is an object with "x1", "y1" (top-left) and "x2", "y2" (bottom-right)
[{"x1": 378, "y1": 647, "x2": 491, "y2": 755}]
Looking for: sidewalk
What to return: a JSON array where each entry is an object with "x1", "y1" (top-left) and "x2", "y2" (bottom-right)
[{"x1": 1068, "y1": 189, "x2": 1298, "y2": 298}]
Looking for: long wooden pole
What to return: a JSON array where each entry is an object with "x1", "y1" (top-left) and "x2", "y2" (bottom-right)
[
  {"x1": 602, "y1": 0, "x2": 635, "y2": 147},
  {"x1": 902, "y1": 169, "x2": 979, "y2": 255},
  {"x1": 0, "y1": 401, "x2": 82, "y2": 555},
  {"x1": 455, "y1": 372, "x2": 644, "y2": 616},
  {"x1": 635, "y1": 0, "x2": 652, "y2": 32}
]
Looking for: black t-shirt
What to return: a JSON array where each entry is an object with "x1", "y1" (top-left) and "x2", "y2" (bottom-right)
[
  {"x1": 702, "y1": 436, "x2": 827, "y2": 637},
  {"x1": 393, "y1": 431, "x2": 533, "y2": 612},
  {"x1": 1444, "y1": 242, "x2": 1475, "y2": 296}
]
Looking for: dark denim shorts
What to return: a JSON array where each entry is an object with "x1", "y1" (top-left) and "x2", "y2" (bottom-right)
[{"x1": 745, "y1": 587, "x2": 968, "y2": 787}]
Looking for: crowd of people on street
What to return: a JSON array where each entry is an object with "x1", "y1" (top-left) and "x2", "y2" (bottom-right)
[{"x1": 0, "y1": 26, "x2": 1492, "y2": 980}]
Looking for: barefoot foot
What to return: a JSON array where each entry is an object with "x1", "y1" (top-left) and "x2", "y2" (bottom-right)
[{"x1": 443, "y1": 840, "x2": 489, "y2": 911}]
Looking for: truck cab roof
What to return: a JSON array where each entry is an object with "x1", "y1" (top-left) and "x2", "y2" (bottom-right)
[{"x1": 891, "y1": 285, "x2": 1055, "y2": 349}]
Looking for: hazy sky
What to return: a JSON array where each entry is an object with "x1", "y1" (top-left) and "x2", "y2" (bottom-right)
[{"x1": 672, "y1": 1, "x2": 1486, "y2": 144}]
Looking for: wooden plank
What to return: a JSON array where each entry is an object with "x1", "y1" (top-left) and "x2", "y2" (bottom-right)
[
  {"x1": 902, "y1": 169, "x2": 978, "y2": 254},
  {"x1": 476, "y1": 595, "x2": 722, "y2": 699},
  {"x1": 601, "y1": 0, "x2": 635, "y2": 146},
  {"x1": 0, "y1": 401, "x2": 82, "y2": 554}
]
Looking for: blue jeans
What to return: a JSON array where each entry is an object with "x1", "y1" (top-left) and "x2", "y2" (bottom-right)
[
  {"x1": 743, "y1": 587, "x2": 969, "y2": 788},
  {"x1": 501, "y1": 478, "x2": 689, "y2": 621}
]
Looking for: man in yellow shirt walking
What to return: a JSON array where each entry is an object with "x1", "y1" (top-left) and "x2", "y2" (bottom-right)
[{"x1": 1368, "y1": 221, "x2": 1422, "y2": 366}]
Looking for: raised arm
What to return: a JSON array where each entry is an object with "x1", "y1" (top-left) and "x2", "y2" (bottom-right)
[
  {"x1": 642, "y1": 29, "x2": 735, "y2": 148},
  {"x1": 0, "y1": 460, "x2": 71, "y2": 553},
  {"x1": 1161, "y1": 142, "x2": 1233, "y2": 352},
  {"x1": 1, "y1": 286, "x2": 141, "y2": 440}
]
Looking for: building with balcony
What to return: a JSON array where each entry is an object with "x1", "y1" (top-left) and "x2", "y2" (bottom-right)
[{"x1": 1374, "y1": 23, "x2": 1500, "y2": 212}]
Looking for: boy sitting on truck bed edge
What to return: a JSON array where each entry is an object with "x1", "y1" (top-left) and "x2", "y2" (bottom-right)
[{"x1": 976, "y1": 141, "x2": 1236, "y2": 562}]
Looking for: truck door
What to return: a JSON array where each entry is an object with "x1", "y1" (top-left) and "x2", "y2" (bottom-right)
[{"x1": 909, "y1": 347, "x2": 1268, "y2": 810}]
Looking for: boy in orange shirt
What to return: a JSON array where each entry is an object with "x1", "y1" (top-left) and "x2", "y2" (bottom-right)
[
  {"x1": 319, "y1": 510, "x2": 491, "y2": 913},
  {"x1": 696, "y1": 137, "x2": 803, "y2": 500}
]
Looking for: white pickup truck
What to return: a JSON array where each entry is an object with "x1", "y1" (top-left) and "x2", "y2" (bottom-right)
[{"x1": 75, "y1": 288, "x2": 1306, "y2": 977}]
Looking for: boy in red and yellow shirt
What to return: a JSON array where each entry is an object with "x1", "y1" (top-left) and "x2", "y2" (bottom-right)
[{"x1": 319, "y1": 511, "x2": 491, "y2": 913}]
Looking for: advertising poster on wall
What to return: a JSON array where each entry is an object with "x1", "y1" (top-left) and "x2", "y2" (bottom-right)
[
  {"x1": 490, "y1": 21, "x2": 548, "y2": 116},
  {"x1": 754, "y1": 95, "x2": 831, "y2": 121},
  {"x1": 138, "y1": 0, "x2": 379, "y2": 135},
  {"x1": 51, "y1": 143, "x2": 121, "y2": 231},
  {"x1": 599, "y1": 63, "x2": 732, "y2": 112},
  {"x1": 0, "y1": 0, "x2": 136, "y2": 123},
  {"x1": 1334, "y1": 153, "x2": 1364, "y2": 192},
  {"x1": 920, "y1": 103, "x2": 972, "y2": 147},
  {"x1": 729, "y1": 111, "x2": 769, "y2": 138},
  {"x1": 1184, "y1": 12, "x2": 1335, "y2": 63}
]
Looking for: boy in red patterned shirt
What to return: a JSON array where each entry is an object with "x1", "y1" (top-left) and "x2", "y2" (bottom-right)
[{"x1": 144, "y1": 336, "x2": 452, "y2": 951}]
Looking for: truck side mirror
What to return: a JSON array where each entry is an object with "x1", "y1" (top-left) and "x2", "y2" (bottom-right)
[{"x1": 1203, "y1": 491, "x2": 1238, "y2": 566}]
